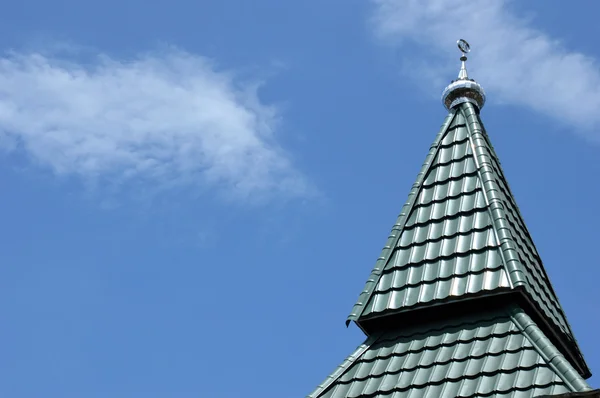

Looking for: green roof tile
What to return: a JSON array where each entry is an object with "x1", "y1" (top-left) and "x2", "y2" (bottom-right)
[
  {"x1": 346, "y1": 102, "x2": 589, "y2": 376},
  {"x1": 309, "y1": 306, "x2": 591, "y2": 398}
]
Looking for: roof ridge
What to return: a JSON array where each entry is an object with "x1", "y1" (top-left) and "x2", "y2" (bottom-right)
[
  {"x1": 476, "y1": 119, "x2": 585, "y2": 362},
  {"x1": 508, "y1": 306, "x2": 591, "y2": 393},
  {"x1": 462, "y1": 104, "x2": 589, "y2": 376},
  {"x1": 460, "y1": 103, "x2": 525, "y2": 291},
  {"x1": 477, "y1": 128, "x2": 535, "y2": 240},
  {"x1": 346, "y1": 110, "x2": 460, "y2": 327},
  {"x1": 479, "y1": 127, "x2": 562, "y2": 297}
]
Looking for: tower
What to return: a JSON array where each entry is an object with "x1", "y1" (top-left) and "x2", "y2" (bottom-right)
[{"x1": 307, "y1": 40, "x2": 596, "y2": 398}]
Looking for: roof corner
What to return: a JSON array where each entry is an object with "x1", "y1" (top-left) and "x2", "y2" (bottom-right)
[{"x1": 509, "y1": 306, "x2": 592, "y2": 393}]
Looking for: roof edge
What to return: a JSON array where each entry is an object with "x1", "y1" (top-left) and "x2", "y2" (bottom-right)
[
  {"x1": 306, "y1": 334, "x2": 380, "y2": 398},
  {"x1": 517, "y1": 289, "x2": 592, "y2": 379},
  {"x1": 346, "y1": 109, "x2": 459, "y2": 327},
  {"x1": 509, "y1": 305, "x2": 592, "y2": 392},
  {"x1": 355, "y1": 288, "x2": 514, "y2": 333}
]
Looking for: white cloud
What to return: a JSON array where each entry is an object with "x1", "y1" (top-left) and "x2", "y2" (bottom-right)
[
  {"x1": 0, "y1": 48, "x2": 312, "y2": 201},
  {"x1": 371, "y1": 0, "x2": 600, "y2": 138}
]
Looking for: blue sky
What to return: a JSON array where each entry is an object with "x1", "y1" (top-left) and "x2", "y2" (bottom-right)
[{"x1": 0, "y1": 0, "x2": 599, "y2": 396}]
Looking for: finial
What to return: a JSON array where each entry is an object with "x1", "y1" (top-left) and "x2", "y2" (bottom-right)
[
  {"x1": 457, "y1": 39, "x2": 470, "y2": 80},
  {"x1": 441, "y1": 39, "x2": 486, "y2": 111}
]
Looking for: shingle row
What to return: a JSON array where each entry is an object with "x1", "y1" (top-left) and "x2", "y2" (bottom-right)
[{"x1": 318, "y1": 310, "x2": 574, "y2": 398}]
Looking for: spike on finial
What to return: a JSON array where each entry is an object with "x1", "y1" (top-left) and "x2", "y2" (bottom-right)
[
  {"x1": 457, "y1": 39, "x2": 470, "y2": 80},
  {"x1": 441, "y1": 39, "x2": 486, "y2": 111}
]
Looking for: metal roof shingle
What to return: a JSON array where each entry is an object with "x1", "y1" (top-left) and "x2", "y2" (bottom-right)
[
  {"x1": 309, "y1": 307, "x2": 591, "y2": 398},
  {"x1": 345, "y1": 102, "x2": 588, "y2": 376}
]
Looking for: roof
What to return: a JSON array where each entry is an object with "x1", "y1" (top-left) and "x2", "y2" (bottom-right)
[
  {"x1": 346, "y1": 102, "x2": 589, "y2": 376},
  {"x1": 309, "y1": 305, "x2": 591, "y2": 398}
]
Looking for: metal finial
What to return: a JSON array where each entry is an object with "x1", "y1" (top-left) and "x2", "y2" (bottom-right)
[
  {"x1": 441, "y1": 39, "x2": 486, "y2": 111},
  {"x1": 457, "y1": 39, "x2": 470, "y2": 80}
]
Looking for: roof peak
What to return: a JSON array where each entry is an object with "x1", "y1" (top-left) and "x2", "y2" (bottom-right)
[{"x1": 442, "y1": 39, "x2": 486, "y2": 111}]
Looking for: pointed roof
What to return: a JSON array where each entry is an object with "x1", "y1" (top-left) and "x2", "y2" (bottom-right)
[
  {"x1": 307, "y1": 40, "x2": 593, "y2": 397},
  {"x1": 310, "y1": 306, "x2": 591, "y2": 398},
  {"x1": 345, "y1": 101, "x2": 589, "y2": 377}
]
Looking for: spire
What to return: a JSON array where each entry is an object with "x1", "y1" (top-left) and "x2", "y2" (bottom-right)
[
  {"x1": 307, "y1": 39, "x2": 595, "y2": 398},
  {"x1": 441, "y1": 39, "x2": 486, "y2": 111}
]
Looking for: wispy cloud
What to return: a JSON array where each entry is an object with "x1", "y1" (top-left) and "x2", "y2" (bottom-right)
[
  {"x1": 371, "y1": 0, "x2": 600, "y2": 138},
  {"x1": 0, "y1": 47, "x2": 312, "y2": 202}
]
